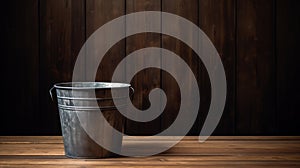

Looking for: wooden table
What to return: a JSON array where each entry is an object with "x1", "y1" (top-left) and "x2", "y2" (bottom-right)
[{"x1": 0, "y1": 136, "x2": 299, "y2": 167}]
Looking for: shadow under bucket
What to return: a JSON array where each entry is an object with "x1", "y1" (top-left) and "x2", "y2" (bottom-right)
[{"x1": 50, "y1": 82, "x2": 133, "y2": 158}]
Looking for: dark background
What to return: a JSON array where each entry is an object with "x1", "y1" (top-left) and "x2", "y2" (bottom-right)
[{"x1": 0, "y1": 0, "x2": 299, "y2": 136}]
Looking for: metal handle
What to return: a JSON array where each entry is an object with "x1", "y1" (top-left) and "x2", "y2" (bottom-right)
[
  {"x1": 129, "y1": 86, "x2": 134, "y2": 100},
  {"x1": 49, "y1": 86, "x2": 55, "y2": 101}
]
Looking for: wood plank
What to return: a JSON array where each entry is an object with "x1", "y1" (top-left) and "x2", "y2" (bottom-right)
[
  {"x1": 198, "y1": 0, "x2": 236, "y2": 135},
  {"x1": 0, "y1": 0, "x2": 39, "y2": 135},
  {"x1": 236, "y1": 0, "x2": 276, "y2": 134},
  {"x1": 70, "y1": 0, "x2": 86, "y2": 81},
  {"x1": 85, "y1": 1, "x2": 126, "y2": 141},
  {"x1": 1, "y1": 137, "x2": 299, "y2": 156},
  {"x1": 1, "y1": 136, "x2": 300, "y2": 144},
  {"x1": 276, "y1": 0, "x2": 300, "y2": 135},
  {"x1": 161, "y1": 0, "x2": 199, "y2": 135},
  {"x1": 85, "y1": 0, "x2": 125, "y2": 81},
  {"x1": 39, "y1": 0, "x2": 86, "y2": 134},
  {"x1": 1, "y1": 155, "x2": 300, "y2": 162},
  {"x1": 0, "y1": 136, "x2": 299, "y2": 167},
  {"x1": 0, "y1": 154, "x2": 299, "y2": 167},
  {"x1": 0, "y1": 158, "x2": 299, "y2": 166},
  {"x1": 4, "y1": 138, "x2": 300, "y2": 147},
  {"x1": 123, "y1": 136, "x2": 300, "y2": 141},
  {"x1": 2, "y1": 139, "x2": 300, "y2": 146},
  {"x1": 0, "y1": 137, "x2": 62, "y2": 144},
  {"x1": 1, "y1": 164, "x2": 299, "y2": 168},
  {"x1": 125, "y1": 0, "x2": 161, "y2": 135}
]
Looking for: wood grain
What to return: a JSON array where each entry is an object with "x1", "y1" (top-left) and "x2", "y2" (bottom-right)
[
  {"x1": 198, "y1": 0, "x2": 236, "y2": 135},
  {"x1": 276, "y1": 0, "x2": 300, "y2": 135},
  {"x1": 85, "y1": 0, "x2": 125, "y2": 81},
  {"x1": 1, "y1": 0, "x2": 300, "y2": 137},
  {"x1": 39, "y1": 0, "x2": 86, "y2": 134},
  {"x1": 161, "y1": 0, "x2": 199, "y2": 135},
  {"x1": 236, "y1": 0, "x2": 276, "y2": 134},
  {"x1": 125, "y1": 0, "x2": 162, "y2": 135},
  {"x1": 0, "y1": 0, "x2": 39, "y2": 135},
  {"x1": 0, "y1": 136, "x2": 299, "y2": 167}
]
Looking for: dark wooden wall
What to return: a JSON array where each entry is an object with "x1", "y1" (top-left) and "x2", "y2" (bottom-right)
[{"x1": 0, "y1": 0, "x2": 299, "y2": 135}]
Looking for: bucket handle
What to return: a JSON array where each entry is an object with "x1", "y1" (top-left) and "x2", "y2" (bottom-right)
[
  {"x1": 129, "y1": 86, "x2": 134, "y2": 100},
  {"x1": 49, "y1": 86, "x2": 55, "y2": 101}
]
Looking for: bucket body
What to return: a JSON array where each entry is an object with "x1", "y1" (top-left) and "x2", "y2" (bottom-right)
[{"x1": 51, "y1": 82, "x2": 131, "y2": 158}]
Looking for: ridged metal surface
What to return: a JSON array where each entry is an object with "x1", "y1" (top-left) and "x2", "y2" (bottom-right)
[{"x1": 51, "y1": 82, "x2": 131, "y2": 158}]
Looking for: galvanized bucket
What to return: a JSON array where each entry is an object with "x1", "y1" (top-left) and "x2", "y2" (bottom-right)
[{"x1": 50, "y1": 82, "x2": 133, "y2": 158}]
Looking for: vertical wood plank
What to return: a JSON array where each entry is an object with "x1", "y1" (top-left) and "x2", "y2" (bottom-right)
[
  {"x1": 125, "y1": 0, "x2": 161, "y2": 135},
  {"x1": 0, "y1": 0, "x2": 39, "y2": 135},
  {"x1": 198, "y1": 0, "x2": 236, "y2": 135},
  {"x1": 39, "y1": 0, "x2": 86, "y2": 134},
  {"x1": 71, "y1": 0, "x2": 86, "y2": 81},
  {"x1": 236, "y1": 0, "x2": 276, "y2": 134},
  {"x1": 86, "y1": 0, "x2": 125, "y2": 82},
  {"x1": 276, "y1": 0, "x2": 300, "y2": 135},
  {"x1": 161, "y1": 0, "x2": 199, "y2": 135}
]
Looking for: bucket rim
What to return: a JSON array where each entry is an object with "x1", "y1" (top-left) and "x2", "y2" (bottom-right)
[{"x1": 53, "y1": 82, "x2": 131, "y2": 90}]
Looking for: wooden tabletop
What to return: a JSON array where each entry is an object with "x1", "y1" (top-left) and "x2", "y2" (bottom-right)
[{"x1": 0, "y1": 136, "x2": 299, "y2": 168}]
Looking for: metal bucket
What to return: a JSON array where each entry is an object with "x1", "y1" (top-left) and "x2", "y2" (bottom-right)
[{"x1": 50, "y1": 82, "x2": 133, "y2": 158}]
